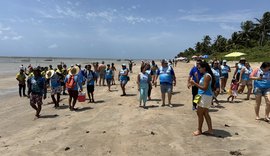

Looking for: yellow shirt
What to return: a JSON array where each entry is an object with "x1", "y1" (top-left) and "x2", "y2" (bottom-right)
[{"x1": 16, "y1": 73, "x2": 26, "y2": 84}]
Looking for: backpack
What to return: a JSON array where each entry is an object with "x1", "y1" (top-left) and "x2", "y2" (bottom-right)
[{"x1": 66, "y1": 75, "x2": 76, "y2": 89}]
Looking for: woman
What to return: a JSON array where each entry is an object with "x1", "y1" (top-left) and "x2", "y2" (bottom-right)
[
  {"x1": 211, "y1": 60, "x2": 221, "y2": 105},
  {"x1": 118, "y1": 64, "x2": 129, "y2": 96},
  {"x1": 105, "y1": 64, "x2": 113, "y2": 91},
  {"x1": 250, "y1": 62, "x2": 270, "y2": 121},
  {"x1": 137, "y1": 64, "x2": 151, "y2": 108},
  {"x1": 145, "y1": 63, "x2": 154, "y2": 100},
  {"x1": 239, "y1": 62, "x2": 253, "y2": 100},
  {"x1": 111, "y1": 63, "x2": 116, "y2": 85},
  {"x1": 220, "y1": 60, "x2": 231, "y2": 93},
  {"x1": 190, "y1": 61, "x2": 215, "y2": 136},
  {"x1": 233, "y1": 58, "x2": 246, "y2": 81}
]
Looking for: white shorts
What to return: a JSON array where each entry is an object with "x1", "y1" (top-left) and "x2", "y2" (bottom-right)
[{"x1": 198, "y1": 95, "x2": 213, "y2": 109}]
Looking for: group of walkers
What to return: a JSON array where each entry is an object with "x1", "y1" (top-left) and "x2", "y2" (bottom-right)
[
  {"x1": 188, "y1": 58, "x2": 270, "y2": 136},
  {"x1": 16, "y1": 58, "x2": 270, "y2": 137}
]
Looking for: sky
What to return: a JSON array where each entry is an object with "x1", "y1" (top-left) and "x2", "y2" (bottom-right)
[{"x1": 0, "y1": 0, "x2": 269, "y2": 59}]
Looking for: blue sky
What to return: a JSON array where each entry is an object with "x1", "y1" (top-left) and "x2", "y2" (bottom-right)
[{"x1": 0, "y1": 0, "x2": 269, "y2": 59}]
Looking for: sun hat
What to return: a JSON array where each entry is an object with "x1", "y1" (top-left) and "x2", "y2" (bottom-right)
[
  {"x1": 45, "y1": 70, "x2": 55, "y2": 79},
  {"x1": 68, "y1": 66, "x2": 80, "y2": 75},
  {"x1": 240, "y1": 57, "x2": 246, "y2": 61},
  {"x1": 223, "y1": 60, "x2": 227, "y2": 63}
]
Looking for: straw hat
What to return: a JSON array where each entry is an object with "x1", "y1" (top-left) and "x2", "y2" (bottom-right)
[
  {"x1": 68, "y1": 66, "x2": 80, "y2": 75},
  {"x1": 45, "y1": 70, "x2": 55, "y2": 79}
]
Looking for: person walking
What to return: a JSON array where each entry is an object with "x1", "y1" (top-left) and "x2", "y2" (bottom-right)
[
  {"x1": 85, "y1": 64, "x2": 96, "y2": 103},
  {"x1": 190, "y1": 61, "x2": 215, "y2": 136},
  {"x1": 118, "y1": 64, "x2": 129, "y2": 96},
  {"x1": 250, "y1": 62, "x2": 270, "y2": 121},
  {"x1": 64, "y1": 66, "x2": 83, "y2": 111},
  {"x1": 239, "y1": 62, "x2": 253, "y2": 100},
  {"x1": 220, "y1": 60, "x2": 231, "y2": 93},
  {"x1": 105, "y1": 64, "x2": 113, "y2": 91},
  {"x1": 137, "y1": 64, "x2": 151, "y2": 108},
  {"x1": 187, "y1": 59, "x2": 202, "y2": 110},
  {"x1": 29, "y1": 68, "x2": 47, "y2": 118},
  {"x1": 46, "y1": 70, "x2": 62, "y2": 108},
  {"x1": 154, "y1": 59, "x2": 176, "y2": 107}
]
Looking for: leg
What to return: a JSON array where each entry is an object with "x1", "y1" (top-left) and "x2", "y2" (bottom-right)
[
  {"x1": 56, "y1": 93, "x2": 60, "y2": 107},
  {"x1": 51, "y1": 94, "x2": 57, "y2": 107},
  {"x1": 36, "y1": 104, "x2": 42, "y2": 117},
  {"x1": 72, "y1": 91, "x2": 79, "y2": 109},
  {"x1": 193, "y1": 106, "x2": 204, "y2": 136},
  {"x1": 148, "y1": 84, "x2": 152, "y2": 100},
  {"x1": 264, "y1": 94, "x2": 270, "y2": 120},
  {"x1": 220, "y1": 78, "x2": 224, "y2": 92},
  {"x1": 22, "y1": 84, "x2": 26, "y2": 96},
  {"x1": 192, "y1": 86, "x2": 198, "y2": 109},
  {"x1": 19, "y1": 84, "x2": 22, "y2": 97},
  {"x1": 255, "y1": 95, "x2": 262, "y2": 120},
  {"x1": 224, "y1": 78, "x2": 228, "y2": 91},
  {"x1": 139, "y1": 87, "x2": 143, "y2": 106},
  {"x1": 68, "y1": 94, "x2": 72, "y2": 109},
  {"x1": 161, "y1": 93, "x2": 165, "y2": 106},
  {"x1": 168, "y1": 92, "x2": 172, "y2": 104},
  {"x1": 203, "y1": 108, "x2": 213, "y2": 134},
  {"x1": 246, "y1": 85, "x2": 252, "y2": 100},
  {"x1": 143, "y1": 87, "x2": 149, "y2": 106},
  {"x1": 90, "y1": 92, "x2": 94, "y2": 102}
]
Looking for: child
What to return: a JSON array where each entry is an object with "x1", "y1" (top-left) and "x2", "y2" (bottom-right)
[{"x1": 227, "y1": 79, "x2": 238, "y2": 103}]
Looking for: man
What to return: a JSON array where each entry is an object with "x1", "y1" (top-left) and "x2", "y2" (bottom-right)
[
  {"x1": 29, "y1": 68, "x2": 47, "y2": 118},
  {"x1": 154, "y1": 59, "x2": 176, "y2": 107},
  {"x1": 64, "y1": 66, "x2": 83, "y2": 111},
  {"x1": 46, "y1": 70, "x2": 62, "y2": 108},
  {"x1": 16, "y1": 69, "x2": 27, "y2": 97},
  {"x1": 98, "y1": 61, "x2": 106, "y2": 86},
  {"x1": 187, "y1": 59, "x2": 203, "y2": 110}
]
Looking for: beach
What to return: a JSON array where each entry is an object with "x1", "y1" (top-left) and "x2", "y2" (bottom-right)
[{"x1": 0, "y1": 58, "x2": 269, "y2": 156}]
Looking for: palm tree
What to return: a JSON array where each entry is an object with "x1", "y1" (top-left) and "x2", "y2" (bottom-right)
[{"x1": 254, "y1": 12, "x2": 270, "y2": 46}]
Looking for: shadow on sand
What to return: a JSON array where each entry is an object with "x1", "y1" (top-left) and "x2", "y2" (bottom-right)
[
  {"x1": 39, "y1": 114, "x2": 59, "y2": 119},
  {"x1": 75, "y1": 107, "x2": 93, "y2": 112},
  {"x1": 203, "y1": 129, "x2": 232, "y2": 138}
]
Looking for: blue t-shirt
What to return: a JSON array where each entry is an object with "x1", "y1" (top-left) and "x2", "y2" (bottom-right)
[
  {"x1": 242, "y1": 67, "x2": 252, "y2": 81},
  {"x1": 105, "y1": 69, "x2": 113, "y2": 80},
  {"x1": 212, "y1": 68, "x2": 220, "y2": 84},
  {"x1": 189, "y1": 66, "x2": 202, "y2": 82},
  {"x1": 85, "y1": 70, "x2": 96, "y2": 86},
  {"x1": 139, "y1": 72, "x2": 150, "y2": 88},
  {"x1": 221, "y1": 65, "x2": 230, "y2": 74},
  {"x1": 237, "y1": 63, "x2": 245, "y2": 73},
  {"x1": 50, "y1": 74, "x2": 61, "y2": 88},
  {"x1": 120, "y1": 69, "x2": 128, "y2": 81},
  {"x1": 157, "y1": 66, "x2": 175, "y2": 84},
  {"x1": 64, "y1": 74, "x2": 82, "y2": 91},
  {"x1": 198, "y1": 73, "x2": 213, "y2": 96},
  {"x1": 253, "y1": 68, "x2": 270, "y2": 88},
  {"x1": 30, "y1": 76, "x2": 46, "y2": 96},
  {"x1": 145, "y1": 69, "x2": 153, "y2": 81}
]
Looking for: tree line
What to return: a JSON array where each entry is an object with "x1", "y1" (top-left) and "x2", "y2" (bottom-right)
[{"x1": 176, "y1": 11, "x2": 270, "y2": 58}]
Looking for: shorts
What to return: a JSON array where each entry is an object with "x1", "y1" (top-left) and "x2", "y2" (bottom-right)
[
  {"x1": 221, "y1": 73, "x2": 229, "y2": 79},
  {"x1": 240, "y1": 80, "x2": 252, "y2": 86},
  {"x1": 160, "y1": 83, "x2": 172, "y2": 93},
  {"x1": 51, "y1": 86, "x2": 62, "y2": 95},
  {"x1": 254, "y1": 88, "x2": 270, "y2": 96},
  {"x1": 215, "y1": 81, "x2": 220, "y2": 89},
  {"x1": 198, "y1": 95, "x2": 212, "y2": 109},
  {"x1": 120, "y1": 80, "x2": 128, "y2": 85},
  {"x1": 232, "y1": 90, "x2": 238, "y2": 97},
  {"x1": 30, "y1": 94, "x2": 43, "y2": 106},
  {"x1": 87, "y1": 85, "x2": 94, "y2": 93},
  {"x1": 68, "y1": 90, "x2": 79, "y2": 99},
  {"x1": 236, "y1": 73, "x2": 240, "y2": 81},
  {"x1": 106, "y1": 79, "x2": 112, "y2": 85},
  {"x1": 99, "y1": 73, "x2": 105, "y2": 79}
]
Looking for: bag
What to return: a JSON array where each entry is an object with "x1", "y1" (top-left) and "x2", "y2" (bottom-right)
[
  {"x1": 193, "y1": 94, "x2": 202, "y2": 105},
  {"x1": 66, "y1": 75, "x2": 76, "y2": 89},
  {"x1": 127, "y1": 76, "x2": 130, "y2": 81}
]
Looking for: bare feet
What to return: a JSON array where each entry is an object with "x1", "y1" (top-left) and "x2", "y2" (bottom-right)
[{"x1": 193, "y1": 130, "x2": 202, "y2": 136}]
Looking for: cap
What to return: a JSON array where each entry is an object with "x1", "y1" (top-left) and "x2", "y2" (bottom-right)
[
  {"x1": 122, "y1": 64, "x2": 126, "y2": 66},
  {"x1": 223, "y1": 60, "x2": 227, "y2": 63},
  {"x1": 240, "y1": 57, "x2": 246, "y2": 61}
]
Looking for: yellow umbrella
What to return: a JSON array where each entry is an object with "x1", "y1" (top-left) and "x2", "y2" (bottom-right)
[{"x1": 224, "y1": 52, "x2": 246, "y2": 57}]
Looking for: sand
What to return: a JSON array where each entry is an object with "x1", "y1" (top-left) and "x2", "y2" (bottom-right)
[{"x1": 0, "y1": 60, "x2": 269, "y2": 156}]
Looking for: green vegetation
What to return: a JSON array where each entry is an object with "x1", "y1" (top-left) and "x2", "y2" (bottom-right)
[{"x1": 176, "y1": 12, "x2": 270, "y2": 62}]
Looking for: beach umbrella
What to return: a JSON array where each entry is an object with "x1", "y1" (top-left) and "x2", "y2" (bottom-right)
[{"x1": 224, "y1": 52, "x2": 246, "y2": 57}]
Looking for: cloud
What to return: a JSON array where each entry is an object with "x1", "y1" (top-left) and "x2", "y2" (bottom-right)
[
  {"x1": 86, "y1": 10, "x2": 116, "y2": 22},
  {"x1": 55, "y1": 5, "x2": 81, "y2": 18},
  {"x1": 48, "y1": 44, "x2": 58, "y2": 49},
  {"x1": 0, "y1": 25, "x2": 11, "y2": 31},
  {"x1": 178, "y1": 10, "x2": 255, "y2": 23},
  {"x1": 12, "y1": 36, "x2": 23, "y2": 40},
  {"x1": 1, "y1": 36, "x2": 9, "y2": 40},
  {"x1": 219, "y1": 23, "x2": 238, "y2": 31},
  {"x1": 124, "y1": 16, "x2": 164, "y2": 24}
]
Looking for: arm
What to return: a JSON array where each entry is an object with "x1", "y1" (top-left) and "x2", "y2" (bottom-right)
[
  {"x1": 228, "y1": 66, "x2": 231, "y2": 72},
  {"x1": 137, "y1": 74, "x2": 140, "y2": 91},
  {"x1": 233, "y1": 66, "x2": 238, "y2": 78},
  {"x1": 43, "y1": 78, "x2": 47, "y2": 99}
]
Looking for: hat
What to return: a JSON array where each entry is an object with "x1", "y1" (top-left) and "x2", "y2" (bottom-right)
[
  {"x1": 223, "y1": 60, "x2": 227, "y2": 63},
  {"x1": 107, "y1": 64, "x2": 110, "y2": 66},
  {"x1": 45, "y1": 70, "x2": 55, "y2": 79},
  {"x1": 161, "y1": 59, "x2": 168, "y2": 64},
  {"x1": 69, "y1": 66, "x2": 80, "y2": 75},
  {"x1": 122, "y1": 64, "x2": 126, "y2": 66},
  {"x1": 240, "y1": 57, "x2": 246, "y2": 61}
]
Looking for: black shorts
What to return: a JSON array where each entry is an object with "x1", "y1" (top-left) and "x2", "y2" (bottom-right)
[
  {"x1": 87, "y1": 85, "x2": 94, "y2": 93},
  {"x1": 68, "y1": 90, "x2": 78, "y2": 99}
]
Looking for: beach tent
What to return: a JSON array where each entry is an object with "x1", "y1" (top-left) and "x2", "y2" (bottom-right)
[
  {"x1": 201, "y1": 55, "x2": 209, "y2": 59},
  {"x1": 224, "y1": 52, "x2": 246, "y2": 57}
]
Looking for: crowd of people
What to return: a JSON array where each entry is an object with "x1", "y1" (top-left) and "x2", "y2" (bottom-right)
[
  {"x1": 188, "y1": 58, "x2": 270, "y2": 136},
  {"x1": 15, "y1": 58, "x2": 270, "y2": 136}
]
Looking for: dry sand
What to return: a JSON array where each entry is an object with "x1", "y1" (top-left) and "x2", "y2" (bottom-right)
[{"x1": 0, "y1": 60, "x2": 269, "y2": 156}]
